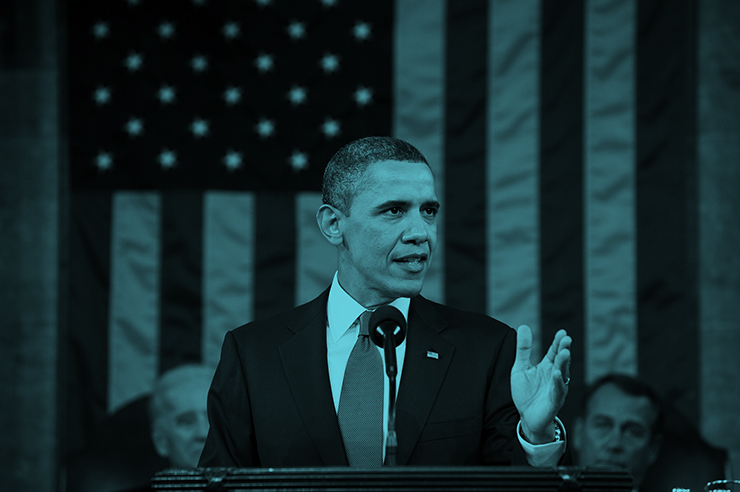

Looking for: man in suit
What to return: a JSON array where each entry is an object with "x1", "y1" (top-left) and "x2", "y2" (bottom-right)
[{"x1": 199, "y1": 136, "x2": 572, "y2": 468}]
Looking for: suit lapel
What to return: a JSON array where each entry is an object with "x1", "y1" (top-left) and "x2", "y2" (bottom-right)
[
  {"x1": 279, "y1": 289, "x2": 348, "y2": 465},
  {"x1": 395, "y1": 296, "x2": 455, "y2": 465}
]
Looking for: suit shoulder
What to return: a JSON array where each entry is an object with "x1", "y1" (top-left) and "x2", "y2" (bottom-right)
[
  {"x1": 230, "y1": 291, "x2": 327, "y2": 342},
  {"x1": 414, "y1": 296, "x2": 514, "y2": 336},
  {"x1": 415, "y1": 296, "x2": 512, "y2": 329}
]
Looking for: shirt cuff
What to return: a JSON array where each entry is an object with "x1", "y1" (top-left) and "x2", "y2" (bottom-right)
[{"x1": 516, "y1": 417, "x2": 567, "y2": 467}]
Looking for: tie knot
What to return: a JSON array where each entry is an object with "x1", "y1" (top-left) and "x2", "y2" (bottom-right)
[{"x1": 357, "y1": 310, "x2": 372, "y2": 337}]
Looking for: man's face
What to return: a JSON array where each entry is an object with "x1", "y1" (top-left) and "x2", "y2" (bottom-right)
[
  {"x1": 574, "y1": 384, "x2": 661, "y2": 487},
  {"x1": 153, "y1": 381, "x2": 210, "y2": 468},
  {"x1": 336, "y1": 160, "x2": 439, "y2": 308}
]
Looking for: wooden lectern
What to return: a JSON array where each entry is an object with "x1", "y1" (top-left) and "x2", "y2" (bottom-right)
[{"x1": 151, "y1": 466, "x2": 632, "y2": 491}]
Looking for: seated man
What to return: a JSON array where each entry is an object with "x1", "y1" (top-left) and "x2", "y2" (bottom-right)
[
  {"x1": 66, "y1": 364, "x2": 214, "y2": 492},
  {"x1": 149, "y1": 364, "x2": 214, "y2": 468},
  {"x1": 572, "y1": 374, "x2": 664, "y2": 491}
]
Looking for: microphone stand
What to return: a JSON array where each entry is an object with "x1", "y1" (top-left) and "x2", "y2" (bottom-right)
[{"x1": 382, "y1": 330, "x2": 399, "y2": 466}]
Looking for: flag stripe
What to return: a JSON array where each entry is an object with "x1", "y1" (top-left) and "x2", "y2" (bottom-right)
[
  {"x1": 583, "y1": 0, "x2": 637, "y2": 383},
  {"x1": 539, "y1": 0, "x2": 586, "y2": 425},
  {"x1": 202, "y1": 192, "x2": 255, "y2": 369},
  {"x1": 253, "y1": 193, "x2": 297, "y2": 320},
  {"x1": 636, "y1": 0, "x2": 699, "y2": 421},
  {"x1": 697, "y1": 0, "x2": 740, "y2": 452},
  {"x1": 159, "y1": 192, "x2": 204, "y2": 373},
  {"x1": 444, "y1": 0, "x2": 488, "y2": 313},
  {"x1": 487, "y1": 0, "x2": 542, "y2": 360},
  {"x1": 393, "y1": 0, "x2": 446, "y2": 304},
  {"x1": 108, "y1": 192, "x2": 160, "y2": 413},
  {"x1": 295, "y1": 192, "x2": 336, "y2": 306},
  {"x1": 68, "y1": 192, "x2": 112, "y2": 450}
]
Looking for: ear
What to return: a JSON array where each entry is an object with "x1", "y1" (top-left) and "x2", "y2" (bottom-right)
[
  {"x1": 151, "y1": 423, "x2": 170, "y2": 458},
  {"x1": 647, "y1": 433, "x2": 663, "y2": 465},
  {"x1": 316, "y1": 204, "x2": 344, "y2": 246}
]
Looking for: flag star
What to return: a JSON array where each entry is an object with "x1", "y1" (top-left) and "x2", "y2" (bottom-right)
[
  {"x1": 124, "y1": 52, "x2": 143, "y2": 71},
  {"x1": 125, "y1": 117, "x2": 144, "y2": 137},
  {"x1": 93, "y1": 86, "x2": 112, "y2": 105},
  {"x1": 190, "y1": 118, "x2": 210, "y2": 138},
  {"x1": 287, "y1": 21, "x2": 306, "y2": 40},
  {"x1": 158, "y1": 149, "x2": 177, "y2": 169},
  {"x1": 321, "y1": 118, "x2": 341, "y2": 138},
  {"x1": 353, "y1": 21, "x2": 372, "y2": 41},
  {"x1": 223, "y1": 86, "x2": 242, "y2": 105},
  {"x1": 95, "y1": 152, "x2": 113, "y2": 171},
  {"x1": 223, "y1": 22, "x2": 240, "y2": 39},
  {"x1": 354, "y1": 86, "x2": 373, "y2": 106},
  {"x1": 92, "y1": 21, "x2": 109, "y2": 39},
  {"x1": 255, "y1": 118, "x2": 275, "y2": 138},
  {"x1": 158, "y1": 21, "x2": 175, "y2": 39},
  {"x1": 287, "y1": 86, "x2": 307, "y2": 105},
  {"x1": 157, "y1": 85, "x2": 176, "y2": 104},
  {"x1": 223, "y1": 150, "x2": 243, "y2": 171},
  {"x1": 255, "y1": 53, "x2": 274, "y2": 73},
  {"x1": 289, "y1": 151, "x2": 308, "y2": 171},
  {"x1": 191, "y1": 55, "x2": 208, "y2": 72},
  {"x1": 320, "y1": 53, "x2": 340, "y2": 73}
]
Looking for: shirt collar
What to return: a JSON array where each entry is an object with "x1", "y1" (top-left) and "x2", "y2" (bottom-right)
[{"x1": 326, "y1": 272, "x2": 410, "y2": 343}]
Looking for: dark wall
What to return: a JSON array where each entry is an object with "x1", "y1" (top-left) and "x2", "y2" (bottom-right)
[{"x1": 0, "y1": 0, "x2": 60, "y2": 491}]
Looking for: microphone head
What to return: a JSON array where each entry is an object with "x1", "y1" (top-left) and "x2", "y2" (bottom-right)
[{"x1": 369, "y1": 305, "x2": 407, "y2": 348}]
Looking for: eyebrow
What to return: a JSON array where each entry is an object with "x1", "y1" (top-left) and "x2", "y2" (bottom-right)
[{"x1": 374, "y1": 200, "x2": 441, "y2": 212}]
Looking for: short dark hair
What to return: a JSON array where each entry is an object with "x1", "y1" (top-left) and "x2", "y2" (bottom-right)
[
  {"x1": 321, "y1": 136, "x2": 429, "y2": 215},
  {"x1": 582, "y1": 373, "x2": 665, "y2": 438}
]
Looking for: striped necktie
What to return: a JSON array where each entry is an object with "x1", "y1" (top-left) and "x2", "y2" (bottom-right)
[{"x1": 337, "y1": 310, "x2": 384, "y2": 466}]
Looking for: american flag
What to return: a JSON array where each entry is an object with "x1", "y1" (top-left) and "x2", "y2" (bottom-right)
[{"x1": 64, "y1": 0, "x2": 729, "y2": 472}]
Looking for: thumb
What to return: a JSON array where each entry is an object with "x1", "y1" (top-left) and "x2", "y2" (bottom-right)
[{"x1": 513, "y1": 325, "x2": 533, "y2": 372}]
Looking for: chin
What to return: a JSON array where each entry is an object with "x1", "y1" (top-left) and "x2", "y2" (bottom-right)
[{"x1": 393, "y1": 280, "x2": 425, "y2": 299}]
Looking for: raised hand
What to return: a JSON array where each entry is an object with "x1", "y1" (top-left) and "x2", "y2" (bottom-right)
[{"x1": 510, "y1": 325, "x2": 572, "y2": 444}]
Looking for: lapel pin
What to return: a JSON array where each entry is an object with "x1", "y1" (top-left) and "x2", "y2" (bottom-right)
[{"x1": 426, "y1": 350, "x2": 439, "y2": 360}]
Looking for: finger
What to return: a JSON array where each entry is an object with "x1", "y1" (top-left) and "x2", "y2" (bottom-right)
[
  {"x1": 544, "y1": 329, "x2": 567, "y2": 363},
  {"x1": 554, "y1": 348, "x2": 571, "y2": 382},
  {"x1": 513, "y1": 325, "x2": 533, "y2": 371},
  {"x1": 557, "y1": 332, "x2": 572, "y2": 353}
]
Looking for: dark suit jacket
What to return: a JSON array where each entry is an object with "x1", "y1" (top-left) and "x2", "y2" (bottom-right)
[{"x1": 199, "y1": 289, "x2": 530, "y2": 467}]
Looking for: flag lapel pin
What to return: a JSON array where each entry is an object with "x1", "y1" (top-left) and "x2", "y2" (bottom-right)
[{"x1": 426, "y1": 350, "x2": 439, "y2": 360}]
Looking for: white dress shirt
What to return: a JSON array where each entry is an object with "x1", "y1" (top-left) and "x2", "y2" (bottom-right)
[{"x1": 325, "y1": 273, "x2": 565, "y2": 466}]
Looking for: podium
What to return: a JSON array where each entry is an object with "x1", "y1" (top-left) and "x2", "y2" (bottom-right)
[{"x1": 151, "y1": 466, "x2": 633, "y2": 491}]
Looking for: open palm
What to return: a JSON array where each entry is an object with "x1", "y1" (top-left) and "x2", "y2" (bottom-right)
[{"x1": 510, "y1": 325, "x2": 571, "y2": 443}]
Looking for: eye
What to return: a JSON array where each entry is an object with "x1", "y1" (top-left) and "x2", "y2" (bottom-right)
[
  {"x1": 591, "y1": 417, "x2": 613, "y2": 433},
  {"x1": 623, "y1": 424, "x2": 648, "y2": 440},
  {"x1": 423, "y1": 207, "x2": 438, "y2": 217},
  {"x1": 386, "y1": 207, "x2": 403, "y2": 215},
  {"x1": 174, "y1": 411, "x2": 198, "y2": 427}
]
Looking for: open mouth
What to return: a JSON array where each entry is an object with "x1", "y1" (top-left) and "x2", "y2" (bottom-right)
[{"x1": 393, "y1": 253, "x2": 429, "y2": 272}]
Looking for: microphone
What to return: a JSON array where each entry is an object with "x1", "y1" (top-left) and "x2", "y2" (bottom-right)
[
  {"x1": 368, "y1": 305, "x2": 407, "y2": 467},
  {"x1": 369, "y1": 305, "x2": 407, "y2": 379}
]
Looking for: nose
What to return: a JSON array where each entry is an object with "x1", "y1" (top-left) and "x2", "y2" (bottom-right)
[
  {"x1": 401, "y1": 211, "x2": 432, "y2": 245},
  {"x1": 604, "y1": 429, "x2": 627, "y2": 453}
]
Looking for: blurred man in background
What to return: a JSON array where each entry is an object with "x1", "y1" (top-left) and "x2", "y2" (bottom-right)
[
  {"x1": 66, "y1": 364, "x2": 214, "y2": 492},
  {"x1": 149, "y1": 364, "x2": 214, "y2": 468},
  {"x1": 573, "y1": 374, "x2": 663, "y2": 491}
]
